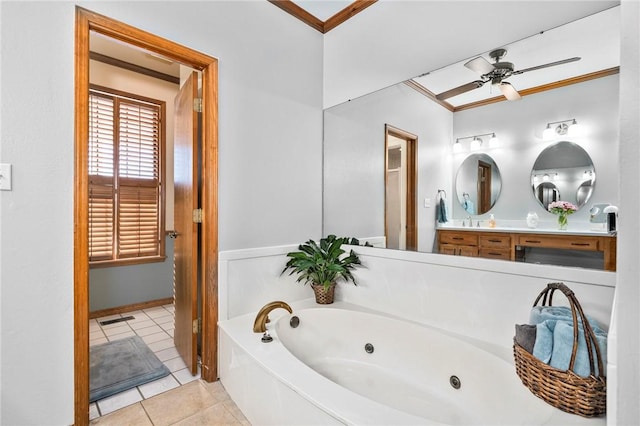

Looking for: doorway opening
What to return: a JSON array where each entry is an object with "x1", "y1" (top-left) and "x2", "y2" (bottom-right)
[
  {"x1": 75, "y1": 7, "x2": 218, "y2": 425},
  {"x1": 384, "y1": 124, "x2": 417, "y2": 251}
]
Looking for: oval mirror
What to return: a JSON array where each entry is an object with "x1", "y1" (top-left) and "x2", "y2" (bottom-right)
[
  {"x1": 455, "y1": 153, "x2": 502, "y2": 215},
  {"x1": 531, "y1": 141, "x2": 595, "y2": 211}
]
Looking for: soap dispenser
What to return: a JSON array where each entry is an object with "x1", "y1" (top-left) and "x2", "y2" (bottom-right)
[{"x1": 488, "y1": 214, "x2": 496, "y2": 228}]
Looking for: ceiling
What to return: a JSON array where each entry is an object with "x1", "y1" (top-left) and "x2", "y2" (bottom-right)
[
  {"x1": 410, "y1": 5, "x2": 620, "y2": 109},
  {"x1": 90, "y1": 1, "x2": 620, "y2": 111}
]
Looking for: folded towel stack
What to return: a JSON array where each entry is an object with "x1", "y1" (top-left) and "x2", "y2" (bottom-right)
[{"x1": 516, "y1": 306, "x2": 607, "y2": 378}]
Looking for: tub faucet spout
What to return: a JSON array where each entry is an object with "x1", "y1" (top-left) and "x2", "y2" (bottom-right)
[{"x1": 253, "y1": 301, "x2": 293, "y2": 333}]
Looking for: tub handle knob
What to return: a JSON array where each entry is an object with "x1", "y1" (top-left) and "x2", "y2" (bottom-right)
[{"x1": 261, "y1": 332, "x2": 273, "y2": 343}]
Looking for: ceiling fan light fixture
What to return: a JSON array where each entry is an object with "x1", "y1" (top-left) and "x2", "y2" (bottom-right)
[{"x1": 499, "y1": 82, "x2": 521, "y2": 101}]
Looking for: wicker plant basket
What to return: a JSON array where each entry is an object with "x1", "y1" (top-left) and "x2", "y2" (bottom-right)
[
  {"x1": 311, "y1": 283, "x2": 336, "y2": 304},
  {"x1": 513, "y1": 282, "x2": 606, "y2": 417}
]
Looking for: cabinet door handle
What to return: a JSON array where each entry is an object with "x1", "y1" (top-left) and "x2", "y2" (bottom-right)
[
  {"x1": 488, "y1": 239, "x2": 501, "y2": 243},
  {"x1": 524, "y1": 240, "x2": 541, "y2": 244},
  {"x1": 571, "y1": 242, "x2": 591, "y2": 246},
  {"x1": 452, "y1": 237, "x2": 463, "y2": 241}
]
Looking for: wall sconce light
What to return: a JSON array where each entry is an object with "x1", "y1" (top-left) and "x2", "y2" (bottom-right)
[
  {"x1": 543, "y1": 173, "x2": 550, "y2": 181},
  {"x1": 543, "y1": 118, "x2": 582, "y2": 140},
  {"x1": 470, "y1": 137, "x2": 483, "y2": 151},
  {"x1": 454, "y1": 132, "x2": 499, "y2": 153},
  {"x1": 553, "y1": 172, "x2": 559, "y2": 181},
  {"x1": 488, "y1": 133, "x2": 500, "y2": 148}
]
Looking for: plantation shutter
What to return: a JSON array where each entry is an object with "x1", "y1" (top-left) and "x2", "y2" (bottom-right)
[
  {"x1": 88, "y1": 88, "x2": 163, "y2": 263},
  {"x1": 89, "y1": 93, "x2": 115, "y2": 261},
  {"x1": 117, "y1": 100, "x2": 161, "y2": 258}
]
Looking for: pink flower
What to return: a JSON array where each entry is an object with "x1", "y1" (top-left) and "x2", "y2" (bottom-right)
[{"x1": 548, "y1": 201, "x2": 577, "y2": 215}]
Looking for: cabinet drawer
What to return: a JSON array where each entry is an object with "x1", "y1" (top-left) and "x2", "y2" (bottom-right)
[
  {"x1": 440, "y1": 244, "x2": 478, "y2": 257},
  {"x1": 480, "y1": 234, "x2": 511, "y2": 248},
  {"x1": 479, "y1": 248, "x2": 511, "y2": 260},
  {"x1": 439, "y1": 232, "x2": 478, "y2": 246},
  {"x1": 516, "y1": 235, "x2": 599, "y2": 251}
]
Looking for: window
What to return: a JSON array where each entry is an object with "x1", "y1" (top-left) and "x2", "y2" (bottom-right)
[{"x1": 88, "y1": 86, "x2": 165, "y2": 266}]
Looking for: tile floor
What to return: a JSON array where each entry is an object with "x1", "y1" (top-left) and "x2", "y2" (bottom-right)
[{"x1": 89, "y1": 304, "x2": 250, "y2": 425}]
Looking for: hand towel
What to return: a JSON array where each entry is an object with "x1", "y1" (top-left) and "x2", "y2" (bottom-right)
[
  {"x1": 550, "y1": 320, "x2": 607, "y2": 377},
  {"x1": 437, "y1": 197, "x2": 448, "y2": 223},
  {"x1": 463, "y1": 199, "x2": 475, "y2": 215}
]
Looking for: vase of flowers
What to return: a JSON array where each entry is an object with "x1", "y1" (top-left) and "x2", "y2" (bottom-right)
[{"x1": 548, "y1": 201, "x2": 577, "y2": 230}]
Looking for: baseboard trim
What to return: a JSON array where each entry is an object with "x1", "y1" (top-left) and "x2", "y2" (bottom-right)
[{"x1": 89, "y1": 297, "x2": 174, "y2": 319}]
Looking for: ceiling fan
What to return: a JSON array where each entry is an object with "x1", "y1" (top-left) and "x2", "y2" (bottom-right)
[{"x1": 435, "y1": 48, "x2": 581, "y2": 102}]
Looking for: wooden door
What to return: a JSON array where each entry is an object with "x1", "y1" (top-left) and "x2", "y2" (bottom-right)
[
  {"x1": 173, "y1": 71, "x2": 199, "y2": 375},
  {"x1": 384, "y1": 125, "x2": 418, "y2": 251},
  {"x1": 477, "y1": 160, "x2": 492, "y2": 214}
]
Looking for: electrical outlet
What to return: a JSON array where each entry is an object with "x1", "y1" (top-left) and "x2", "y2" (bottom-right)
[{"x1": 0, "y1": 163, "x2": 12, "y2": 191}]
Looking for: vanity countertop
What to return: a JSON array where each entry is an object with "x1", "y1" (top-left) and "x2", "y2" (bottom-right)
[{"x1": 436, "y1": 224, "x2": 615, "y2": 237}]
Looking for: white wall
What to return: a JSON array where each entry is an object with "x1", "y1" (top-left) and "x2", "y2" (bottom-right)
[
  {"x1": 0, "y1": 1, "x2": 322, "y2": 424},
  {"x1": 610, "y1": 1, "x2": 640, "y2": 424},
  {"x1": 452, "y1": 74, "x2": 620, "y2": 224},
  {"x1": 323, "y1": 82, "x2": 453, "y2": 252}
]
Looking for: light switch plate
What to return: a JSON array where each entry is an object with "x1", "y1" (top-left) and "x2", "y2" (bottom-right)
[{"x1": 0, "y1": 163, "x2": 12, "y2": 191}]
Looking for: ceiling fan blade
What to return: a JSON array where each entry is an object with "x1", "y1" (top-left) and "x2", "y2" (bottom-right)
[
  {"x1": 464, "y1": 56, "x2": 496, "y2": 75},
  {"x1": 499, "y1": 82, "x2": 521, "y2": 101},
  {"x1": 435, "y1": 80, "x2": 485, "y2": 101},
  {"x1": 513, "y1": 57, "x2": 581, "y2": 75}
]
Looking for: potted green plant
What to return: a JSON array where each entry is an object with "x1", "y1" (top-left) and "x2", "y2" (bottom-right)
[{"x1": 282, "y1": 235, "x2": 362, "y2": 304}]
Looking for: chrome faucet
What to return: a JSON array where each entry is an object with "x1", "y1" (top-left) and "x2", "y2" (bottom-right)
[
  {"x1": 253, "y1": 301, "x2": 293, "y2": 333},
  {"x1": 467, "y1": 216, "x2": 472, "y2": 227}
]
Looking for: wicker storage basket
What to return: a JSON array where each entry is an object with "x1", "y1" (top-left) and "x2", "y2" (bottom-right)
[{"x1": 513, "y1": 282, "x2": 606, "y2": 417}]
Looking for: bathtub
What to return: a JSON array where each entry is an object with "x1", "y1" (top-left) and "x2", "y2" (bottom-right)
[{"x1": 218, "y1": 300, "x2": 605, "y2": 425}]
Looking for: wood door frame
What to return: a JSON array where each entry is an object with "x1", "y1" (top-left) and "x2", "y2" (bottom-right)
[
  {"x1": 384, "y1": 124, "x2": 417, "y2": 251},
  {"x1": 74, "y1": 7, "x2": 218, "y2": 425}
]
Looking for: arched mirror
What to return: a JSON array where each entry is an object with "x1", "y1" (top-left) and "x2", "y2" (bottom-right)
[
  {"x1": 455, "y1": 153, "x2": 502, "y2": 215},
  {"x1": 531, "y1": 141, "x2": 595, "y2": 211}
]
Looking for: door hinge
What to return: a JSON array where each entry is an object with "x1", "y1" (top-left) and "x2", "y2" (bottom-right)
[
  {"x1": 192, "y1": 208, "x2": 203, "y2": 223},
  {"x1": 193, "y1": 98, "x2": 202, "y2": 113},
  {"x1": 192, "y1": 318, "x2": 202, "y2": 334}
]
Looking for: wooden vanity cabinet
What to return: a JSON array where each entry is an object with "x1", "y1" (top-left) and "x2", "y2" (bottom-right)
[
  {"x1": 437, "y1": 229, "x2": 616, "y2": 271},
  {"x1": 438, "y1": 231, "x2": 478, "y2": 257},
  {"x1": 479, "y1": 234, "x2": 512, "y2": 260},
  {"x1": 438, "y1": 230, "x2": 513, "y2": 260}
]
